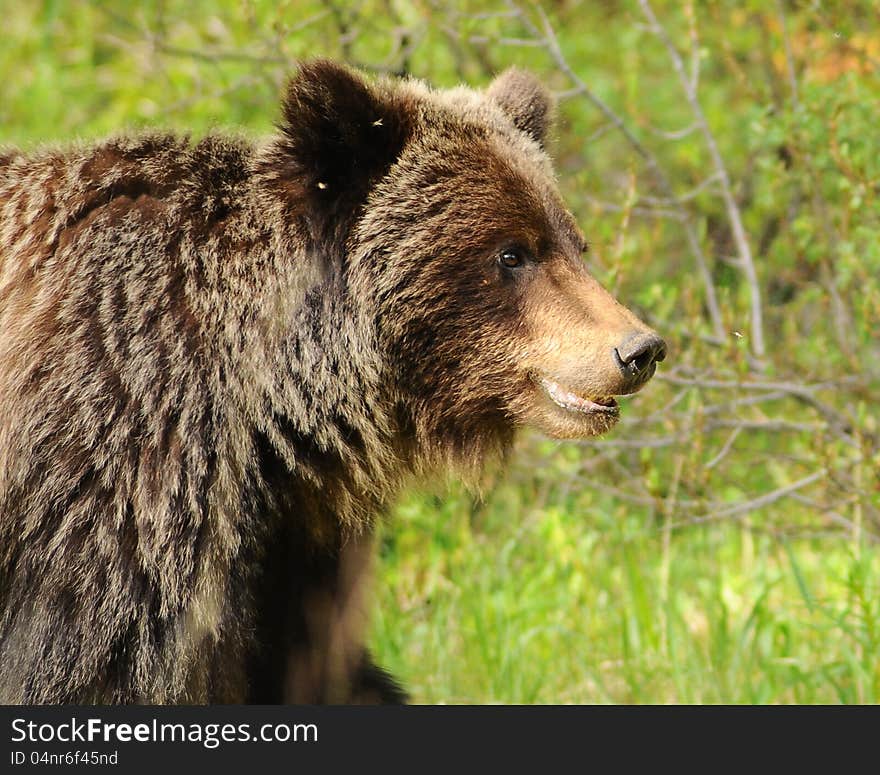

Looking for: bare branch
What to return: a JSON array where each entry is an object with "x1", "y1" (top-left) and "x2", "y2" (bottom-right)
[
  {"x1": 583, "y1": 196, "x2": 684, "y2": 222},
  {"x1": 581, "y1": 120, "x2": 618, "y2": 145},
  {"x1": 704, "y1": 427, "x2": 742, "y2": 469},
  {"x1": 706, "y1": 419, "x2": 825, "y2": 433},
  {"x1": 468, "y1": 35, "x2": 546, "y2": 47},
  {"x1": 637, "y1": 171, "x2": 722, "y2": 206},
  {"x1": 638, "y1": 0, "x2": 766, "y2": 360},
  {"x1": 641, "y1": 121, "x2": 701, "y2": 140},
  {"x1": 789, "y1": 494, "x2": 880, "y2": 544},
  {"x1": 150, "y1": 42, "x2": 288, "y2": 66},
  {"x1": 667, "y1": 470, "x2": 826, "y2": 529},
  {"x1": 657, "y1": 373, "x2": 854, "y2": 394}
]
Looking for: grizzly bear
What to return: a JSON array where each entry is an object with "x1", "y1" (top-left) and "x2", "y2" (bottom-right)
[{"x1": 0, "y1": 60, "x2": 665, "y2": 704}]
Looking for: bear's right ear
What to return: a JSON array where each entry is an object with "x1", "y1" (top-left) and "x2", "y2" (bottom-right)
[{"x1": 269, "y1": 60, "x2": 412, "y2": 251}]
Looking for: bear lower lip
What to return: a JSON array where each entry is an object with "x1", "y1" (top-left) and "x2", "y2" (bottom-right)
[{"x1": 538, "y1": 378, "x2": 619, "y2": 415}]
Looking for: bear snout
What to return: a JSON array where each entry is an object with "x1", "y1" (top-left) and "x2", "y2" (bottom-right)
[{"x1": 612, "y1": 331, "x2": 667, "y2": 394}]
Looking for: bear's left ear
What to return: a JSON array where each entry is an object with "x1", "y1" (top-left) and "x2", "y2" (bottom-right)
[
  {"x1": 270, "y1": 60, "x2": 413, "y2": 250},
  {"x1": 487, "y1": 68, "x2": 555, "y2": 148}
]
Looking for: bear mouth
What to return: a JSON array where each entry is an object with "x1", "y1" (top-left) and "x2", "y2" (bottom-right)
[{"x1": 538, "y1": 377, "x2": 619, "y2": 416}]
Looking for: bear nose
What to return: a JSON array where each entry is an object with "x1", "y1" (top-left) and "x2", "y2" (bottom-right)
[{"x1": 613, "y1": 331, "x2": 667, "y2": 388}]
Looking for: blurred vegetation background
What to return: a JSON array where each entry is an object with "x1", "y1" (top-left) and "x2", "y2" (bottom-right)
[{"x1": 1, "y1": 0, "x2": 877, "y2": 703}]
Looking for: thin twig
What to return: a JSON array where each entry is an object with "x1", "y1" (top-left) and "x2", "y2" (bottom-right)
[
  {"x1": 583, "y1": 196, "x2": 684, "y2": 221},
  {"x1": 638, "y1": 171, "x2": 722, "y2": 205},
  {"x1": 704, "y1": 427, "x2": 742, "y2": 469},
  {"x1": 641, "y1": 121, "x2": 700, "y2": 140}
]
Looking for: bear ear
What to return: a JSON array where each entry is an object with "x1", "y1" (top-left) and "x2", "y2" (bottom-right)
[
  {"x1": 487, "y1": 68, "x2": 555, "y2": 148},
  {"x1": 272, "y1": 59, "x2": 412, "y2": 250}
]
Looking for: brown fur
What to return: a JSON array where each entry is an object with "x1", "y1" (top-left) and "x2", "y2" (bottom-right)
[{"x1": 0, "y1": 61, "x2": 663, "y2": 704}]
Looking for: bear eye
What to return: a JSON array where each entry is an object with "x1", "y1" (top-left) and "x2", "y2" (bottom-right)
[{"x1": 498, "y1": 247, "x2": 527, "y2": 269}]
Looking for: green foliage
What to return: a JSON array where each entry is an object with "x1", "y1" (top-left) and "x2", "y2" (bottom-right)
[{"x1": 1, "y1": 0, "x2": 877, "y2": 703}]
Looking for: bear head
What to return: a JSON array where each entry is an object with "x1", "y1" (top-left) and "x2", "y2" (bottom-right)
[{"x1": 269, "y1": 60, "x2": 666, "y2": 460}]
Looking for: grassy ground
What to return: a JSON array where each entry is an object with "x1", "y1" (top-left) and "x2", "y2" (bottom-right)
[{"x1": 373, "y1": 466, "x2": 879, "y2": 703}]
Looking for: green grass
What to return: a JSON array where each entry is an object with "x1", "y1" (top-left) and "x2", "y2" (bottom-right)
[{"x1": 371, "y1": 448, "x2": 879, "y2": 704}]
